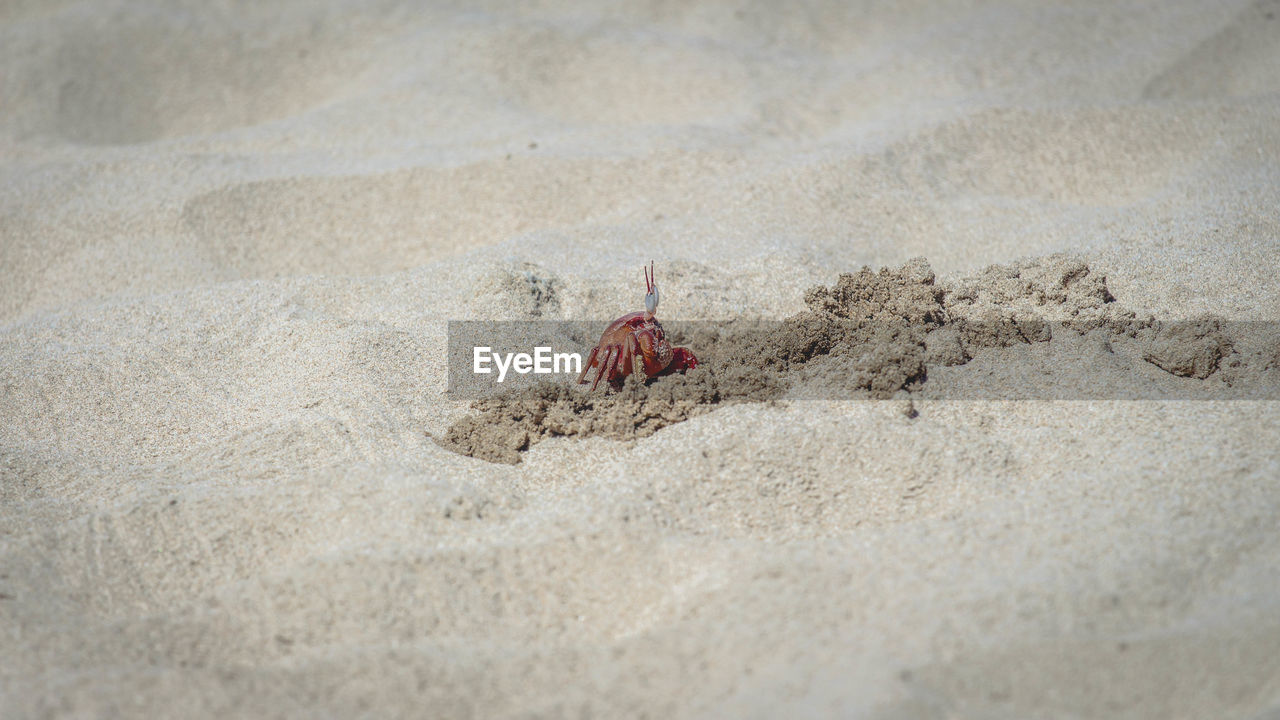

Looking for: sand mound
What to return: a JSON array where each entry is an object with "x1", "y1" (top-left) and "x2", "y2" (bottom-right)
[
  {"x1": 442, "y1": 255, "x2": 1278, "y2": 464},
  {"x1": 442, "y1": 258, "x2": 942, "y2": 463}
]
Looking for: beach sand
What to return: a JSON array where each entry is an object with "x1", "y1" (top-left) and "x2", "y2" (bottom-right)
[{"x1": 3, "y1": 1, "x2": 1279, "y2": 717}]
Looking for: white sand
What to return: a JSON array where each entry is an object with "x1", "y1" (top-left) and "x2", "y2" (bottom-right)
[{"x1": 3, "y1": 1, "x2": 1279, "y2": 717}]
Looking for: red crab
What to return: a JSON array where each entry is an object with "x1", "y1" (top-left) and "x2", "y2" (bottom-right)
[{"x1": 577, "y1": 261, "x2": 699, "y2": 390}]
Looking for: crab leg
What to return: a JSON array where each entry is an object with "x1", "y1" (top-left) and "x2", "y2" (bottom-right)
[
  {"x1": 627, "y1": 334, "x2": 644, "y2": 378},
  {"x1": 618, "y1": 334, "x2": 635, "y2": 379},
  {"x1": 577, "y1": 346, "x2": 600, "y2": 385},
  {"x1": 591, "y1": 345, "x2": 615, "y2": 391},
  {"x1": 603, "y1": 344, "x2": 623, "y2": 386}
]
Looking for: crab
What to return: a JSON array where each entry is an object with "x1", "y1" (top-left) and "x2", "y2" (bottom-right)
[{"x1": 577, "y1": 261, "x2": 699, "y2": 390}]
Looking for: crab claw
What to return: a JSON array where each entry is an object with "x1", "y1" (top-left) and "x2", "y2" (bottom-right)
[{"x1": 656, "y1": 347, "x2": 698, "y2": 376}]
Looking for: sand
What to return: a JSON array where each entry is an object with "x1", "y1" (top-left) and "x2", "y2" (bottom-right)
[{"x1": 3, "y1": 1, "x2": 1280, "y2": 717}]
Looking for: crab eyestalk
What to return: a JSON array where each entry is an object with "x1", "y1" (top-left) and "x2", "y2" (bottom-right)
[{"x1": 643, "y1": 260, "x2": 660, "y2": 318}]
